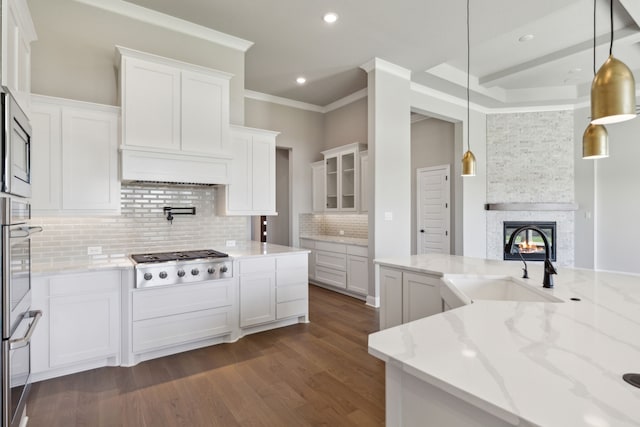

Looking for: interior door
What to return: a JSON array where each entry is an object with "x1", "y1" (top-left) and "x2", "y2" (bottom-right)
[{"x1": 417, "y1": 165, "x2": 450, "y2": 255}]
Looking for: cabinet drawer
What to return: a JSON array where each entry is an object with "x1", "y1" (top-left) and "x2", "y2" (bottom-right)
[
  {"x1": 276, "y1": 299, "x2": 307, "y2": 320},
  {"x1": 315, "y1": 266, "x2": 347, "y2": 288},
  {"x1": 277, "y1": 268, "x2": 308, "y2": 287},
  {"x1": 276, "y1": 253, "x2": 307, "y2": 270},
  {"x1": 239, "y1": 257, "x2": 275, "y2": 274},
  {"x1": 315, "y1": 241, "x2": 347, "y2": 253},
  {"x1": 347, "y1": 245, "x2": 368, "y2": 257},
  {"x1": 299, "y1": 239, "x2": 315, "y2": 249},
  {"x1": 316, "y1": 251, "x2": 347, "y2": 271},
  {"x1": 132, "y1": 306, "x2": 232, "y2": 353},
  {"x1": 277, "y1": 284, "x2": 307, "y2": 303},
  {"x1": 49, "y1": 270, "x2": 120, "y2": 296},
  {"x1": 132, "y1": 279, "x2": 233, "y2": 321}
]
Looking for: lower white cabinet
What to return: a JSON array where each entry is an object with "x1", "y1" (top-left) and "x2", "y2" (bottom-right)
[
  {"x1": 31, "y1": 95, "x2": 120, "y2": 215},
  {"x1": 347, "y1": 254, "x2": 368, "y2": 295},
  {"x1": 240, "y1": 272, "x2": 276, "y2": 327},
  {"x1": 379, "y1": 266, "x2": 443, "y2": 330},
  {"x1": 299, "y1": 238, "x2": 315, "y2": 280},
  {"x1": 275, "y1": 254, "x2": 308, "y2": 320},
  {"x1": 31, "y1": 270, "x2": 121, "y2": 380}
]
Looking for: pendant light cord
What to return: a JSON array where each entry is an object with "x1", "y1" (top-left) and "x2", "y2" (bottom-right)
[
  {"x1": 466, "y1": 0, "x2": 470, "y2": 152},
  {"x1": 593, "y1": 0, "x2": 597, "y2": 75},
  {"x1": 609, "y1": 0, "x2": 613, "y2": 56}
]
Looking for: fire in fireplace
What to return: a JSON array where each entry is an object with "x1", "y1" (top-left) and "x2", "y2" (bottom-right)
[{"x1": 503, "y1": 221, "x2": 556, "y2": 262}]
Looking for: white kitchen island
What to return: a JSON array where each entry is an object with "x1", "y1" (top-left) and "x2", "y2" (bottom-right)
[{"x1": 369, "y1": 254, "x2": 640, "y2": 427}]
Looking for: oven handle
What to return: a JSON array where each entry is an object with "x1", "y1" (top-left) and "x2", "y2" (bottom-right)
[
  {"x1": 10, "y1": 226, "x2": 43, "y2": 239},
  {"x1": 9, "y1": 310, "x2": 42, "y2": 350}
]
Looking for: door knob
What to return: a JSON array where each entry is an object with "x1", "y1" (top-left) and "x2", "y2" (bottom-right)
[{"x1": 420, "y1": 229, "x2": 425, "y2": 233}]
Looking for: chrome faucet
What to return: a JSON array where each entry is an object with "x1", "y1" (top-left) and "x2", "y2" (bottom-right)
[{"x1": 504, "y1": 225, "x2": 557, "y2": 288}]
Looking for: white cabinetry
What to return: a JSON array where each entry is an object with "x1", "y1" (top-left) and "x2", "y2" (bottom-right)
[
  {"x1": 218, "y1": 125, "x2": 279, "y2": 216},
  {"x1": 1, "y1": 0, "x2": 37, "y2": 111},
  {"x1": 117, "y1": 46, "x2": 233, "y2": 184},
  {"x1": 322, "y1": 143, "x2": 366, "y2": 212},
  {"x1": 31, "y1": 270, "x2": 121, "y2": 381},
  {"x1": 347, "y1": 249, "x2": 369, "y2": 295},
  {"x1": 275, "y1": 254, "x2": 308, "y2": 320},
  {"x1": 307, "y1": 240, "x2": 368, "y2": 299},
  {"x1": 311, "y1": 161, "x2": 326, "y2": 212},
  {"x1": 299, "y1": 239, "x2": 315, "y2": 280},
  {"x1": 379, "y1": 266, "x2": 443, "y2": 330},
  {"x1": 31, "y1": 95, "x2": 120, "y2": 215},
  {"x1": 239, "y1": 257, "x2": 276, "y2": 327}
]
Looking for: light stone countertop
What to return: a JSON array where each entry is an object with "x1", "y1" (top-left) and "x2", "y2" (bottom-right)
[
  {"x1": 220, "y1": 241, "x2": 309, "y2": 258},
  {"x1": 300, "y1": 234, "x2": 368, "y2": 247},
  {"x1": 369, "y1": 253, "x2": 640, "y2": 427}
]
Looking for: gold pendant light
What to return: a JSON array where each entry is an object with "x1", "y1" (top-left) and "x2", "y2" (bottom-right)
[
  {"x1": 461, "y1": 0, "x2": 476, "y2": 177},
  {"x1": 583, "y1": 0, "x2": 609, "y2": 159},
  {"x1": 583, "y1": 123, "x2": 609, "y2": 159},
  {"x1": 590, "y1": 0, "x2": 637, "y2": 125}
]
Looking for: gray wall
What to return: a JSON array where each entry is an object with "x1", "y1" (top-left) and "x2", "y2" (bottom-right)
[
  {"x1": 244, "y1": 98, "x2": 325, "y2": 247},
  {"x1": 28, "y1": 0, "x2": 246, "y2": 124},
  {"x1": 410, "y1": 117, "x2": 455, "y2": 254},
  {"x1": 323, "y1": 98, "x2": 368, "y2": 150}
]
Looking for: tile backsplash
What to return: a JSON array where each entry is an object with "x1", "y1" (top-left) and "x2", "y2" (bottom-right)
[
  {"x1": 31, "y1": 183, "x2": 249, "y2": 268},
  {"x1": 299, "y1": 213, "x2": 368, "y2": 239}
]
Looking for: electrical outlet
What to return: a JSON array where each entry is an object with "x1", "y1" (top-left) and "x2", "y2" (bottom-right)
[
  {"x1": 384, "y1": 211, "x2": 393, "y2": 221},
  {"x1": 339, "y1": 230, "x2": 345, "y2": 235},
  {"x1": 87, "y1": 246, "x2": 102, "y2": 255},
  {"x1": 226, "y1": 240, "x2": 236, "y2": 247}
]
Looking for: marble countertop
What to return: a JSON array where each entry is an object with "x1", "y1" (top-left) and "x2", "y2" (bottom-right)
[
  {"x1": 300, "y1": 234, "x2": 368, "y2": 246},
  {"x1": 369, "y1": 253, "x2": 640, "y2": 427},
  {"x1": 32, "y1": 241, "x2": 308, "y2": 275}
]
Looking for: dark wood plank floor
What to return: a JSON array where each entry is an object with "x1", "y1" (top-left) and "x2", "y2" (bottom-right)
[{"x1": 27, "y1": 285, "x2": 384, "y2": 427}]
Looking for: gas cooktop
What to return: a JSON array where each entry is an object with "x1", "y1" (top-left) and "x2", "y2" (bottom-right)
[{"x1": 130, "y1": 249, "x2": 229, "y2": 264}]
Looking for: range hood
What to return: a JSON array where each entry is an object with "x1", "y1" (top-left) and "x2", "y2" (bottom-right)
[{"x1": 121, "y1": 147, "x2": 232, "y2": 185}]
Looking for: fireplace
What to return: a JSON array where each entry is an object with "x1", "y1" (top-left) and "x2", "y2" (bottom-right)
[{"x1": 503, "y1": 221, "x2": 556, "y2": 262}]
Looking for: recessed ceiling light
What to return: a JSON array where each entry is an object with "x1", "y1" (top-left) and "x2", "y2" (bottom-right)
[
  {"x1": 296, "y1": 77, "x2": 307, "y2": 85},
  {"x1": 518, "y1": 34, "x2": 535, "y2": 42},
  {"x1": 323, "y1": 12, "x2": 338, "y2": 24}
]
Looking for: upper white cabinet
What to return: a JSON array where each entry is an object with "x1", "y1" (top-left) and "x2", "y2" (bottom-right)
[
  {"x1": 117, "y1": 46, "x2": 233, "y2": 184},
  {"x1": 1, "y1": 0, "x2": 37, "y2": 112},
  {"x1": 218, "y1": 125, "x2": 278, "y2": 216},
  {"x1": 31, "y1": 95, "x2": 120, "y2": 215},
  {"x1": 311, "y1": 161, "x2": 326, "y2": 213},
  {"x1": 320, "y1": 143, "x2": 367, "y2": 212}
]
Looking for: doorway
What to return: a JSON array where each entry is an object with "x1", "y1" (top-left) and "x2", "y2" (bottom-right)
[
  {"x1": 265, "y1": 147, "x2": 292, "y2": 245},
  {"x1": 416, "y1": 165, "x2": 450, "y2": 254}
]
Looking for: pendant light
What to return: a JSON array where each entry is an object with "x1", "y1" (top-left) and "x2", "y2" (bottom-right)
[
  {"x1": 590, "y1": 0, "x2": 636, "y2": 125},
  {"x1": 461, "y1": 0, "x2": 476, "y2": 176},
  {"x1": 583, "y1": 0, "x2": 609, "y2": 159}
]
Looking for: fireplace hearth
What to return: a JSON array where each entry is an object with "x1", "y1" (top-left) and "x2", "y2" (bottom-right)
[{"x1": 503, "y1": 221, "x2": 556, "y2": 262}]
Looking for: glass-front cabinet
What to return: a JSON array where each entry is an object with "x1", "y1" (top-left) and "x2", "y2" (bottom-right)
[{"x1": 322, "y1": 143, "x2": 366, "y2": 212}]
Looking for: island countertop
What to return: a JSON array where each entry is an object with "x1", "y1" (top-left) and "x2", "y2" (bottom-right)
[{"x1": 369, "y1": 253, "x2": 640, "y2": 427}]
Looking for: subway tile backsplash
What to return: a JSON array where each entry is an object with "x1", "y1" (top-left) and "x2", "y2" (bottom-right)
[
  {"x1": 299, "y1": 213, "x2": 368, "y2": 239},
  {"x1": 31, "y1": 183, "x2": 249, "y2": 268}
]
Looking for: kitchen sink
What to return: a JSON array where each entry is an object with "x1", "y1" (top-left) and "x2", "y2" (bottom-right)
[{"x1": 440, "y1": 275, "x2": 564, "y2": 309}]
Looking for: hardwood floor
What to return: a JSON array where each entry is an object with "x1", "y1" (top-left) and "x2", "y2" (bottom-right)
[{"x1": 27, "y1": 285, "x2": 385, "y2": 426}]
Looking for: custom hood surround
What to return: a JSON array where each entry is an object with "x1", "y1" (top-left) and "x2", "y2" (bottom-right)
[{"x1": 117, "y1": 46, "x2": 233, "y2": 185}]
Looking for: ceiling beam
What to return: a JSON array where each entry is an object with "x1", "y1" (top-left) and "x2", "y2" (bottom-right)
[{"x1": 619, "y1": 0, "x2": 640, "y2": 27}]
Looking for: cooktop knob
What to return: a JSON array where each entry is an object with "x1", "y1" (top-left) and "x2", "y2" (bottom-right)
[
  {"x1": 207, "y1": 267, "x2": 216, "y2": 274},
  {"x1": 177, "y1": 269, "x2": 186, "y2": 277},
  {"x1": 191, "y1": 268, "x2": 199, "y2": 276},
  {"x1": 220, "y1": 265, "x2": 228, "y2": 273},
  {"x1": 159, "y1": 271, "x2": 168, "y2": 279},
  {"x1": 143, "y1": 273, "x2": 153, "y2": 280}
]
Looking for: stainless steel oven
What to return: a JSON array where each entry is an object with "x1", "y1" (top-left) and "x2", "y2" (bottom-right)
[
  {"x1": 1, "y1": 91, "x2": 32, "y2": 199},
  {"x1": 1, "y1": 197, "x2": 42, "y2": 427}
]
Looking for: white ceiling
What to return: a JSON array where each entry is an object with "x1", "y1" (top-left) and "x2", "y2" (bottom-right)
[{"x1": 35, "y1": 0, "x2": 640, "y2": 109}]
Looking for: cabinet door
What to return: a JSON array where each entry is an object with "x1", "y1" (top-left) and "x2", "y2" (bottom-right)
[
  {"x1": 347, "y1": 255, "x2": 368, "y2": 295},
  {"x1": 239, "y1": 273, "x2": 276, "y2": 327},
  {"x1": 251, "y1": 135, "x2": 276, "y2": 213},
  {"x1": 340, "y1": 150, "x2": 357, "y2": 211},
  {"x1": 181, "y1": 70, "x2": 230, "y2": 154},
  {"x1": 122, "y1": 57, "x2": 180, "y2": 150},
  {"x1": 228, "y1": 131, "x2": 252, "y2": 211},
  {"x1": 30, "y1": 102, "x2": 62, "y2": 211},
  {"x1": 325, "y1": 156, "x2": 338, "y2": 210},
  {"x1": 299, "y1": 239, "x2": 315, "y2": 280},
  {"x1": 360, "y1": 152, "x2": 368, "y2": 213},
  {"x1": 49, "y1": 291, "x2": 120, "y2": 367},
  {"x1": 61, "y1": 107, "x2": 120, "y2": 212},
  {"x1": 380, "y1": 267, "x2": 402, "y2": 330},
  {"x1": 311, "y1": 162, "x2": 325, "y2": 213},
  {"x1": 402, "y1": 272, "x2": 442, "y2": 323}
]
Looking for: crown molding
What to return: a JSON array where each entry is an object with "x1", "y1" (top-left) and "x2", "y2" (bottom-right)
[
  {"x1": 74, "y1": 0, "x2": 253, "y2": 52},
  {"x1": 244, "y1": 90, "x2": 325, "y2": 113},
  {"x1": 410, "y1": 82, "x2": 489, "y2": 114},
  {"x1": 361, "y1": 58, "x2": 411, "y2": 80},
  {"x1": 323, "y1": 89, "x2": 368, "y2": 113}
]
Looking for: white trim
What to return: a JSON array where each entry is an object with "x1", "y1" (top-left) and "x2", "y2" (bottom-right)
[
  {"x1": 74, "y1": 0, "x2": 253, "y2": 52},
  {"x1": 410, "y1": 82, "x2": 488, "y2": 113},
  {"x1": 244, "y1": 90, "x2": 325, "y2": 113},
  {"x1": 361, "y1": 58, "x2": 412, "y2": 80},
  {"x1": 487, "y1": 104, "x2": 576, "y2": 114},
  {"x1": 13, "y1": 0, "x2": 37, "y2": 41},
  {"x1": 366, "y1": 295, "x2": 380, "y2": 308},
  {"x1": 323, "y1": 88, "x2": 368, "y2": 113},
  {"x1": 31, "y1": 93, "x2": 121, "y2": 114}
]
